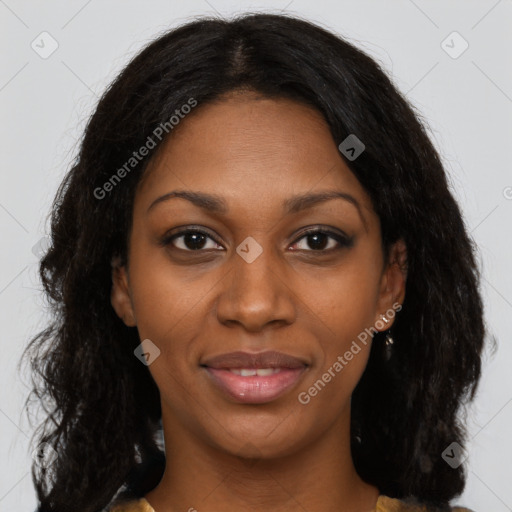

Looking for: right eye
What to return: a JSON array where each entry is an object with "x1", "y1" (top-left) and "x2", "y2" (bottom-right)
[{"x1": 162, "y1": 228, "x2": 224, "y2": 252}]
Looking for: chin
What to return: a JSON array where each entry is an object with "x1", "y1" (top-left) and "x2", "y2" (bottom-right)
[{"x1": 201, "y1": 411, "x2": 313, "y2": 461}]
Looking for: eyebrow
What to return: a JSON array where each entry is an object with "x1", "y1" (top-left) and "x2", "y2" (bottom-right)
[{"x1": 147, "y1": 189, "x2": 367, "y2": 227}]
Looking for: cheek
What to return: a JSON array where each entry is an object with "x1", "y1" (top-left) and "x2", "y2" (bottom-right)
[
  {"x1": 299, "y1": 252, "x2": 381, "y2": 390},
  {"x1": 128, "y1": 241, "x2": 206, "y2": 335},
  {"x1": 306, "y1": 255, "x2": 382, "y2": 339},
  {"x1": 298, "y1": 270, "x2": 377, "y2": 411},
  {"x1": 126, "y1": 254, "x2": 205, "y2": 382}
]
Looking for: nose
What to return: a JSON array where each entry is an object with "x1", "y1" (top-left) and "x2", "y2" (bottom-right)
[{"x1": 215, "y1": 241, "x2": 296, "y2": 332}]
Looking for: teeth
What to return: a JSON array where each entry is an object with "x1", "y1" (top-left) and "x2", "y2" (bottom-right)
[
  {"x1": 254, "y1": 368, "x2": 277, "y2": 376},
  {"x1": 229, "y1": 368, "x2": 281, "y2": 376}
]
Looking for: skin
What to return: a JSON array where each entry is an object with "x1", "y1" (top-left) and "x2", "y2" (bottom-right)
[{"x1": 111, "y1": 91, "x2": 407, "y2": 512}]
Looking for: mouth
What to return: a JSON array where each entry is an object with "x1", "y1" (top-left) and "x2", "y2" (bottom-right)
[{"x1": 200, "y1": 350, "x2": 309, "y2": 404}]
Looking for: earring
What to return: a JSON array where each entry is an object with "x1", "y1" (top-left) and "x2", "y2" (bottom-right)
[{"x1": 381, "y1": 315, "x2": 394, "y2": 360}]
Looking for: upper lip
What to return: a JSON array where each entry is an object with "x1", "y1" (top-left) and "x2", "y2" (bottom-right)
[{"x1": 201, "y1": 350, "x2": 308, "y2": 369}]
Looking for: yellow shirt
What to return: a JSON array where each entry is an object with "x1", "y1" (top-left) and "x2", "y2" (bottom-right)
[{"x1": 108, "y1": 495, "x2": 474, "y2": 511}]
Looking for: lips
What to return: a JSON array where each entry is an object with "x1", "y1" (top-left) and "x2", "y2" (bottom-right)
[
  {"x1": 201, "y1": 350, "x2": 307, "y2": 370},
  {"x1": 201, "y1": 350, "x2": 308, "y2": 404}
]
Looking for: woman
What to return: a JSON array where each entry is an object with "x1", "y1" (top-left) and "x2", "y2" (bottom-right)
[{"x1": 25, "y1": 12, "x2": 485, "y2": 512}]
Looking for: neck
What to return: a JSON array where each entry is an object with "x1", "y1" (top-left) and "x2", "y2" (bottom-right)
[{"x1": 145, "y1": 409, "x2": 380, "y2": 512}]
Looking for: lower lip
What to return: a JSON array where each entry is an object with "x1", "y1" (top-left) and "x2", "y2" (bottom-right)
[{"x1": 204, "y1": 367, "x2": 307, "y2": 404}]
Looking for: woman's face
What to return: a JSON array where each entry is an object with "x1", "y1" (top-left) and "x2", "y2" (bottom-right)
[{"x1": 112, "y1": 92, "x2": 406, "y2": 459}]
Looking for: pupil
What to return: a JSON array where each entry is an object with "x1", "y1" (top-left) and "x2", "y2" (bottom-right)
[
  {"x1": 185, "y1": 232, "x2": 206, "y2": 250},
  {"x1": 308, "y1": 233, "x2": 327, "y2": 250}
]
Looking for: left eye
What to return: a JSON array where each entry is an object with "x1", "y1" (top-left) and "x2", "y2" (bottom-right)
[{"x1": 290, "y1": 229, "x2": 352, "y2": 252}]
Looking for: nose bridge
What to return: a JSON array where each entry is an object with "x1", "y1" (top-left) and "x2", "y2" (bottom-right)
[
  {"x1": 236, "y1": 237, "x2": 278, "y2": 288},
  {"x1": 216, "y1": 236, "x2": 295, "y2": 330}
]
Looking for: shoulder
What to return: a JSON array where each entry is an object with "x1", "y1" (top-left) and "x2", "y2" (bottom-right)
[
  {"x1": 106, "y1": 498, "x2": 155, "y2": 512},
  {"x1": 376, "y1": 495, "x2": 475, "y2": 512}
]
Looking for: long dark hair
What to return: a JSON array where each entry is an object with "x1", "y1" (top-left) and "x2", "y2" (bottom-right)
[{"x1": 23, "y1": 12, "x2": 486, "y2": 512}]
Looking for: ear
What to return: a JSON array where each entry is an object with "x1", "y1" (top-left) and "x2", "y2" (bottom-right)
[
  {"x1": 374, "y1": 238, "x2": 407, "y2": 330},
  {"x1": 111, "y1": 256, "x2": 137, "y2": 327}
]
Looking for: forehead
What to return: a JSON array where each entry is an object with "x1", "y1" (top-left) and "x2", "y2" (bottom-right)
[{"x1": 136, "y1": 93, "x2": 375, "y2": 219}]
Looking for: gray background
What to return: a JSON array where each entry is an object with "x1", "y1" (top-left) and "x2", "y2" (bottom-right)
[{"x1": 1, "y1": 0, "x2": 511, "y2": 510}]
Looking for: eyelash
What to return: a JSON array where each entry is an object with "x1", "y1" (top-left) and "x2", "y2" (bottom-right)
[{"x1": 161, "y1": 226, "x2": 354, "y2": 254}]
